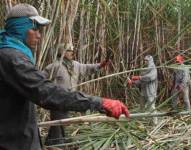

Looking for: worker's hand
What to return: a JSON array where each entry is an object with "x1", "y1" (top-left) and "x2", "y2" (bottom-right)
[
  {"x1": 99, "y1": 60, "x2": 111, "y2": 68},
  {"x1": 128, "y1": 79, "x2": 133, "y2": 86},
  {"x1": 131, "y1": 76, "x2": 141, "y2": 81},
  {"x1": 102, "y1": 98, "x2": 129, "y2": 119},
  {"x1": 177, "y1": 84, "x2": 184, "y2": 91}
]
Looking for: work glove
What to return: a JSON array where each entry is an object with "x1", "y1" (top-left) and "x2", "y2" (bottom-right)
[
  {"x1": 128, "y1": 79, "x2": 133, "y2": 86},
  {"x1": 99, "y1": 60, "x2": 111, "y2": 68},
  {"x1": 132, "y1": 76, "x2": 141, "y2": 81},
  {"x1": 102, "y1": 98, "x2": 129, "y2": 119}
]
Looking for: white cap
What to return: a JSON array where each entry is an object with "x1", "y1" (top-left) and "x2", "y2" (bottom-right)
[
  {"x1": 7, "y1": 3, "x2": 51, "y2": 25},
  {"x1": 65, "y1": 43, "x2": 74, "y2": 51}
]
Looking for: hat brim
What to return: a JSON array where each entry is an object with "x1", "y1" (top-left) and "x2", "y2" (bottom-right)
[
  {"x1": 66, "y1": 49, "x2": 74, "y2": 52},
  {"x1": 29, "y1": 16, "x2": 51, "y2": 25}
]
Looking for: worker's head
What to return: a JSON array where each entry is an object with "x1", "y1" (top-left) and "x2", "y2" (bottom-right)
[
  {"x1": 57, "y1": 43, "x2": 74, "y2": 60},
  {"x1": 175, "y1": 54, "x2": 184, "y2": 63},
  {"x1": 64, "y1": 44, "x2": 74, "y2": 60},
  {"x1": 144, "y1": 55, "x2": 153, "y2": 65},
  {"x1": 5, "y1": 3, "x2": 50, "y2": 50}
]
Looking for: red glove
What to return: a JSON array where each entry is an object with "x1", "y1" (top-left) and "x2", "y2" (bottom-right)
[
  {"x1": 99, "y1": 60, "x2": 111, "y2": 68},
  {"x1": 132, "y1": 76, "x2": 141, "y2": 80},
  {"x1": 102, "y1": 98, "x2": 129, "y2": 119},
  {"x1": 128, "y1": 79, "x2": 133, "y2": 86}
]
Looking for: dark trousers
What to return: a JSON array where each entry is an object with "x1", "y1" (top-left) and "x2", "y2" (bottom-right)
[{"x1": 45, "y1": 110, "x2": 68, "y2": 146}]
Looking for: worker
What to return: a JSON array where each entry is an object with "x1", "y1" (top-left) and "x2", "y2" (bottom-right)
[
  {"x1": 171, "y1": 54, "x2": 191, "y2": 111},
  {"x1": 43, "y1": 43, "x2": 110, "y2": 147},
  {"x1": 128, "y1": 55, "x2": 158, "y2": 124},
  {"x1": 0, "y1": 3, "x2": 129, "y2": 150}
]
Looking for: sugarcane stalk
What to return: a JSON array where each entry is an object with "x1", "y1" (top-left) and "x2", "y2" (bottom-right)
[
  {"x1": 71, "y1": 66, "x2": 165, "y2": 89},
  {"x1": 38, "y1": 111, "x2": 191, "y2": 127},
  {"x1": 72, "y1": 64, "x2": 191, "y2": 89}
]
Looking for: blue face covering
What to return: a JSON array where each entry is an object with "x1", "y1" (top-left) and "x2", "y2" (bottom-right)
[{"x1": 0, "y1": 17, "x2": 37, "y2": 64}]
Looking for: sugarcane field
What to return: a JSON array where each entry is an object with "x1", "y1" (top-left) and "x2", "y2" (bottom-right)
[{"x1": 1, "y1": 0, "x2": 191, "y2": 150}]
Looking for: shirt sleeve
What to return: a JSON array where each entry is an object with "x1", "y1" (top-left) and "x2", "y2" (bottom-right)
[
  {"x1": 140, "y1": 68, "x2": 157, "y2": 82},
  {"x1": 75, "y1": 61, "x2": 100, "y2": 76},
  {"x1": 0, "y1": 52, "x2": 103, "y2": 113}
]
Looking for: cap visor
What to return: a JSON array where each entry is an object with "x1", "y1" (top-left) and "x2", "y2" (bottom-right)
[{"x1": 29, "y1": 16, "x2": 51, "y2": 25}]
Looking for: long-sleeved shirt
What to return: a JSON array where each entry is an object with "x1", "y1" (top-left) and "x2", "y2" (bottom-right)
[
  {"x1": 43, "y1": 60, "x2": 100, "y2": 91},
  {"x1": 172, "y1": 63, "x2": 190, "y2": 88},
  {"x1": 0, "y1": 48, "x2": 103, "y2": 150},
  {"x1": 134, "y1": 56, "x2": 158, "y2": 97}
]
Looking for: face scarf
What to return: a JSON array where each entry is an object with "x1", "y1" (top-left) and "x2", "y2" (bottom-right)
[
  {"x1": 0, "y1": 17, "x2": 37, "y2": 64},
  {"x1": 62, "y1": 57, "x2": 74, "y2": 76}
]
